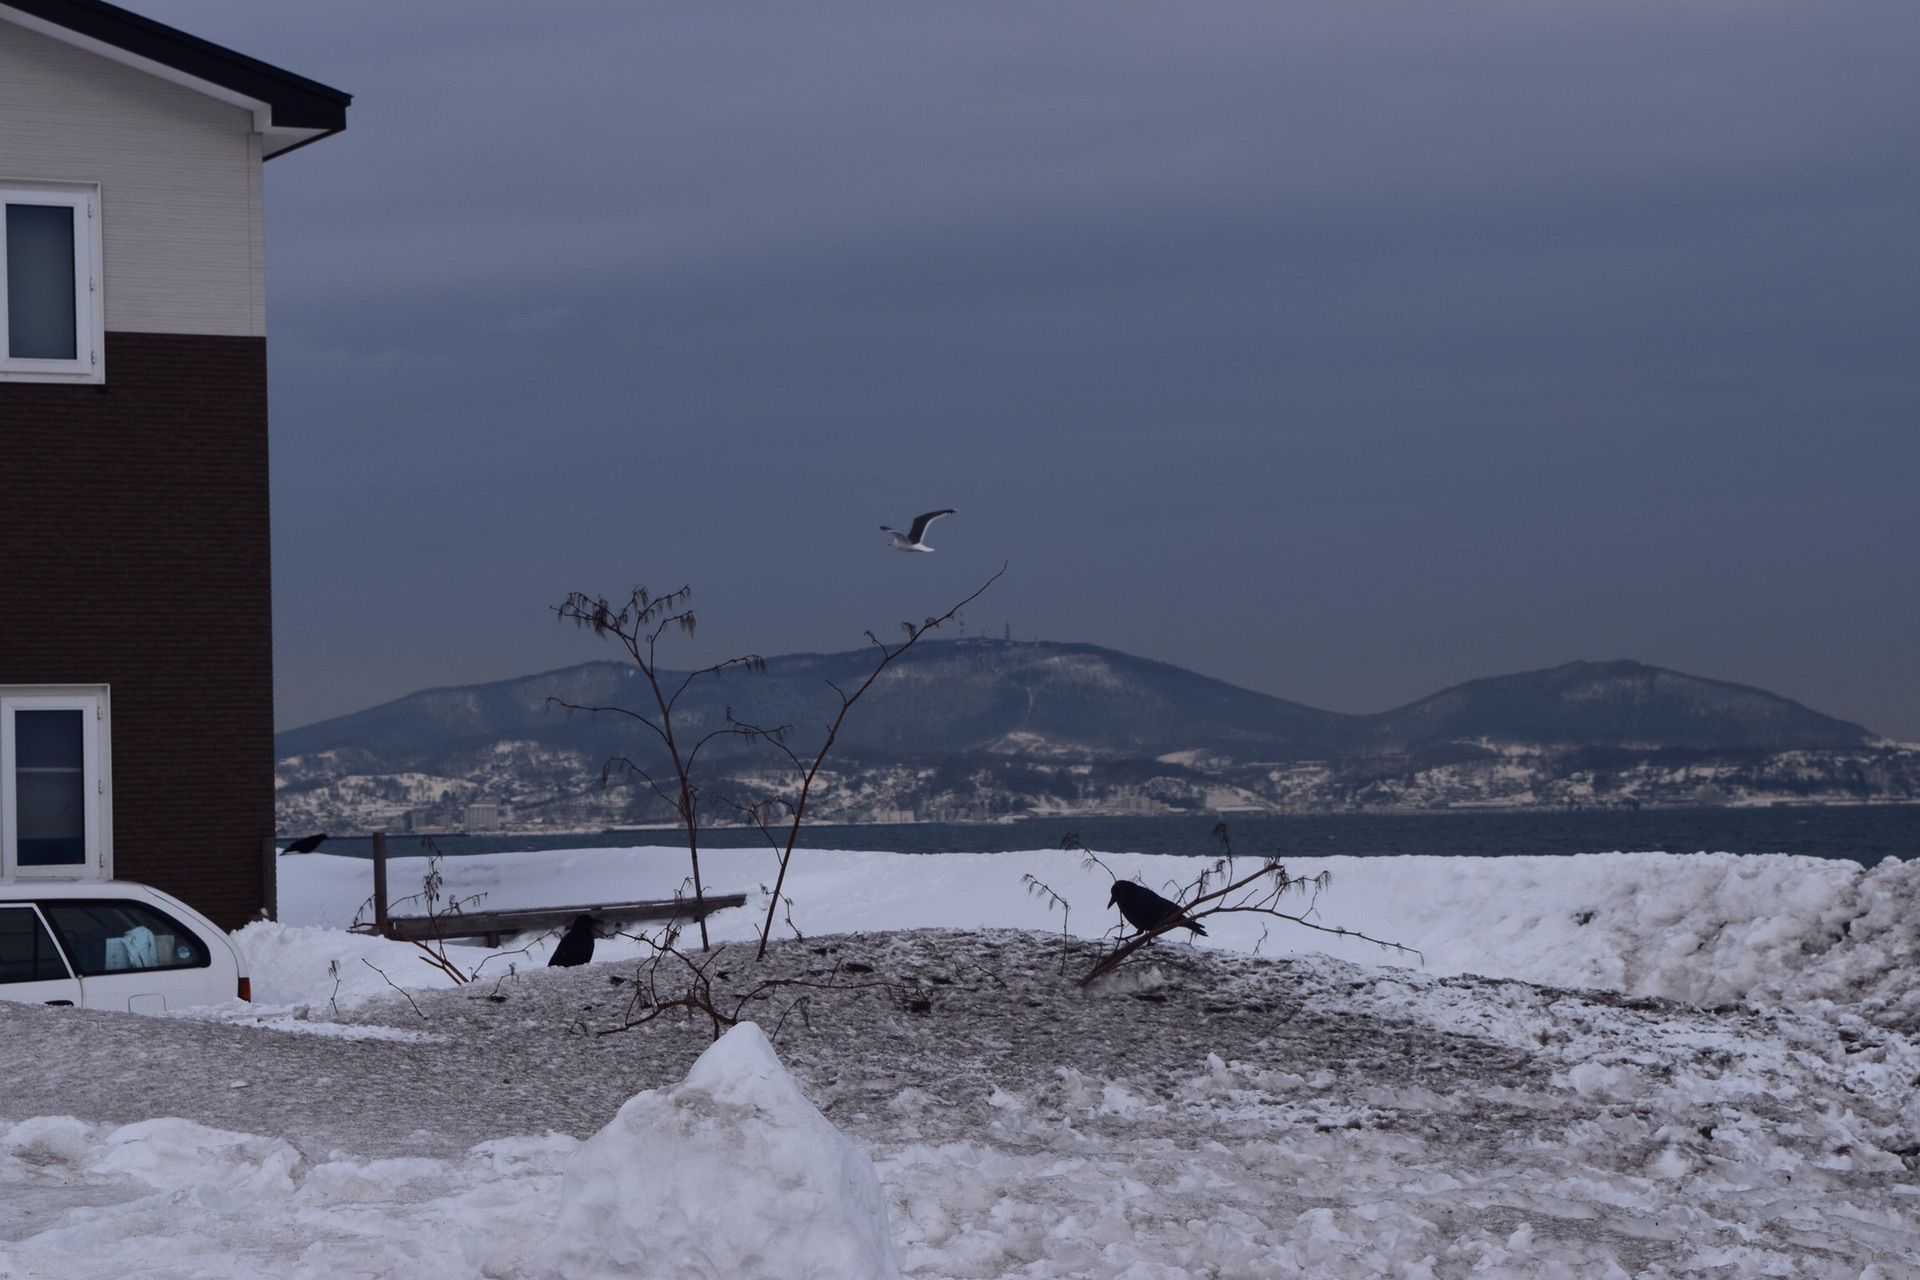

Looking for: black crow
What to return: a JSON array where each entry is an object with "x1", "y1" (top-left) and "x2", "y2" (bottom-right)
[
  {"x1": 1109, "y1": 881, "x2": 1208, "y2": 937},
  {"x1": 283, "y1": 833, "x2": 329, "y2": 855},
  {"x1": 549, "y1": 914, "x2": 600, "y2": 968}
]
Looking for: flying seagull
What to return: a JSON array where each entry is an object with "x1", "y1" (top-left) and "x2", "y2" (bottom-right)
[
  {"x1": 283, "y1": 833, "x2": 329, "y2": 855},
  {"x1": 549, "y1": 914, "x2": 601, "y2": 968},
  {"x1": 1109, "y1": 881, "x2": 1208, "y2": 938},
  {"x1": 881, "y1": 509, "x2": 956, "y2": 553}
]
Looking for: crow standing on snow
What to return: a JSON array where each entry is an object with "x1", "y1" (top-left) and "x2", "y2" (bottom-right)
[
  {"x1": 548, "y1": 915, "x2": 601, "y2": 968},
  {"x1": 283, "y1": 833, "x2": 329, "y2": 855},
  {"x1": 1109, "y1": 881, "x2": 1208, "y2": 938}
]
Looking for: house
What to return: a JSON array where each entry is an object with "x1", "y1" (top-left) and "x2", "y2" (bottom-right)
[{"x1": 1, "y1": 0, "x2": 348, "y2": 928}]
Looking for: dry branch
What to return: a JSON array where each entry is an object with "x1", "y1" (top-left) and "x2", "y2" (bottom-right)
[
  {"x1": 728, "y1": 564, "x2": 1007, "y2": 960},
  {"x1": 553, "y1": 584, "x2": 773, "y2": 950},
  {"x1": 1072, "y1": 824, "x2": 1420, "y2": 987},
  {"x1": 598, "y1": 927, "x2": 895, "y2": 1042}
]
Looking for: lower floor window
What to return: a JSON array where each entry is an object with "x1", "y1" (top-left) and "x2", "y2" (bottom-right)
[
  {"x1": 1, "y1": 687, "x2": 110, "y2": 880},
  {"x1": 14, "y1": 708, "x2": 86, "y2": 865}
]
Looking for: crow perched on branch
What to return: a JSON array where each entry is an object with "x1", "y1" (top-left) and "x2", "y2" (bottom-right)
[
  {"x1": 283, "y1": 833, "x2": 328, "y2": 854},
  {"x1": 1109, "y1": 881, "x2": 1208, "y2": 938},
  {"x1": 549, "y1": 915, "x2": 601, "y2": 968}
]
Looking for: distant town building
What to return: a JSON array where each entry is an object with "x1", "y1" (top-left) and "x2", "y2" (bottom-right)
[{"x1": 463, "y1": 803, "x2": 504, "y2": 832}]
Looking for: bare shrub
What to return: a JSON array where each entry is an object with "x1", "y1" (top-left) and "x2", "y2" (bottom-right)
[
  {"x1": 597, "y1": 921, "x2": 895, "y2": 1043},
  {"x1": 552, "y1": 585, "x2": 780, "y2": 950},
  {"x1": 352, "y1": 839, "x2": 535, "y2": 986},
  {"x1": 722, "y1": 565, "x2": 1006, "y2": 960}
]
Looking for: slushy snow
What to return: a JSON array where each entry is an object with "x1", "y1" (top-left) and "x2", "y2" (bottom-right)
[{"x1": 2, "y1": 842, "x2": 1919, "y2": 1278}]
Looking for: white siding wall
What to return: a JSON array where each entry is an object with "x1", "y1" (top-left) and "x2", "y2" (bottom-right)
[{"x1": 0, "y1": 17, "x2": 265, "y2": 337}]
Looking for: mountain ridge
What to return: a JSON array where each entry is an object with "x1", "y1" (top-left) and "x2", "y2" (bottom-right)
[
  {"x1": 266, "y1": 637, "x2": 1920, "y2": 836},
  {"x1": 273, "y1": 642, "x2": 1919, "y2": 833},
  {"x1": 277, "y1": 642, "x2": 1873, "y2": 764}
]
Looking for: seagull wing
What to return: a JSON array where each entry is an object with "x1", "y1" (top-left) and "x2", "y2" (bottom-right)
[{"x1": 907, "y1": 509, "x2": 957, "y2": 542}]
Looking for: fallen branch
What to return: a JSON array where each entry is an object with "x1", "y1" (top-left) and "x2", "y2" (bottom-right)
[{"x1": 598, "y1": 927, "x2": 896, "y2": 1042}]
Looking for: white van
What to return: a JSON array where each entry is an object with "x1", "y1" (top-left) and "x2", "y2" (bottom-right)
[{"x1": 0, "y1": 880, "x2": 249, "y2": 1012}]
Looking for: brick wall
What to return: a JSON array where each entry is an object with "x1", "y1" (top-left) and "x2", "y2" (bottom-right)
[{"x1": 1, "y1": 331, "x2": 273, "y2": 929}]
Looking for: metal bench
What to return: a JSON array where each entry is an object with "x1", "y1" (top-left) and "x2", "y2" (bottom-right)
[{"x1": 370, "y1": 894, "x2": 747, "y2": 947}]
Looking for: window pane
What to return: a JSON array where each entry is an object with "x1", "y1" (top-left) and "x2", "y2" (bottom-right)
[
  {"x1": 6, "y1": 203, "x2": 79, "y2": 361},
  {"x1": 0, "y1": 906, "x2": 73, "y2": 983},
  {"x1": 15, "y1": 708, "x2": 86, "y2": 866},
  {"x1": 40, "y1": 901, "x2": 210, "y2": 975}
]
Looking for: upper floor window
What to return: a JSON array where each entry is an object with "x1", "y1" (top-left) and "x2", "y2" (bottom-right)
[{"x1": 0, "y1": 182, "x2": 103, "y2": 385}]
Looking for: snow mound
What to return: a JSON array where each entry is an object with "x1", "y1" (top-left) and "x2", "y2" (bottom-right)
[
  {"x1": 231, "y1": 921, "x2": 477, "y2": 1006},
  {"x1": 537, "y1": 1021, "x2": 900, "y2": 1280},
  {"x1": 270, "y1": 846, "x2": 1920, "y2": 1028}
]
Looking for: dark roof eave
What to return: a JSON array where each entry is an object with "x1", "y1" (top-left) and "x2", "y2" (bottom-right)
[
  {"x1": 263, "y1": 126, "x2": 344, "y2": 162},
  {"x1": 2, "y1": 0, "x2": 349, "y2": 136}
]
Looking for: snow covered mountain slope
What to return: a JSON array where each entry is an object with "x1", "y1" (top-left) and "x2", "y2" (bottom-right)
[{"x1": 274, "y1": 643, "x2": 1906, "y2": 830}]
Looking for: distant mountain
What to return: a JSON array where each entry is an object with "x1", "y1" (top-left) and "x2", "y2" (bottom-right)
[
  {"x1": 1356, "y1": 659, "x2": 1871, "y2": 753},
  {"x1": 278, "y1": 642, "x2": 1870, "y2": 765},
  {"x1": 275, "y1": 642, "x2": 1903, "y2": 832}
]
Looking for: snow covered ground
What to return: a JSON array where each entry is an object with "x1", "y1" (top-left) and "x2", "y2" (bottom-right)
[{"x1": 4, "y1": 844, "x2": 1920, "y2": 1277}]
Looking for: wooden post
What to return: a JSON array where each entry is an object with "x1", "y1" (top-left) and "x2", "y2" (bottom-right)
[{"x1": 372, "y1": 830, "x2": 389, "y2": 936}]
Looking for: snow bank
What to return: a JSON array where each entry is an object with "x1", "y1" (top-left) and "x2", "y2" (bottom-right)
[
  {"x1": 10, "y1": 926, "x2": 1920, "y2": 1276},
  {"x1": 0, "y1": 1112, "x2": 577, "y2": 1277},
  {"x1": 267, "y1": 845, "x2": 1920, "y2": 1022},
  {"x1": 230, "y1": 921, "x2": 477, "y2": 1006},
  {"x1": 537, "y1": 1022, "x2": 899, "y2": 1280}
]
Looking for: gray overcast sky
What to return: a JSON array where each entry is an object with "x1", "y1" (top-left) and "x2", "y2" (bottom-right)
[{"x1": 135, "y1": 1, "x2": 1919, "y2": 737}]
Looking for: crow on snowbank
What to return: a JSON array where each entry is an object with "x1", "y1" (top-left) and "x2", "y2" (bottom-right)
[{"x1": 549, "y1": 915, "x2": 601, "y2": 968}]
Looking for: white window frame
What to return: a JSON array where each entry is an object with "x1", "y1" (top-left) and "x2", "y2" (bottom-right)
[
  {"x1": 0, "y1": 180, "x2": 105, "y2": 385},
  {"x1": 1, "y1": 687, "x2": 113, "y2": 882}
]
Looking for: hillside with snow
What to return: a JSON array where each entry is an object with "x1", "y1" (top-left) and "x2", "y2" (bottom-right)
[{"x1": 272, "y1": 644, "x2": 1918, "y2": 832}]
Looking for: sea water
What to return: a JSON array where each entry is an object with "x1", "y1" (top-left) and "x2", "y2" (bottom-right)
[{"x1": 311, "y1": 804, "x2": 1920, "y2": 867}]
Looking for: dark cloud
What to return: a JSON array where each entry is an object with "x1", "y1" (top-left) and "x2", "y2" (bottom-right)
[{"x1": 132, "y1": 1, "x2": 1920, "y2": 735}]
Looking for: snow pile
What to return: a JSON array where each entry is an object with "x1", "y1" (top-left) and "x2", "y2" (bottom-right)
[
  {"x1": 1306, "y1": 850, "x2": 1920, "y2": 1018},
  {"x1": 7, "y1": 926, "x2": 1920, "y2": 1276},
  {"x1": 266, "y1": 845, "x2": 1920, "y2": 1025},
  {"x1": 0, "y1": 1111, "x2": 576, "y2": 1277},
  {"x1": 538, "y1": 1022, "x2": 899, "y2": 1280},
  {"x1": 231, "y1": 921, "x2": 477, "y2": 1006}
]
